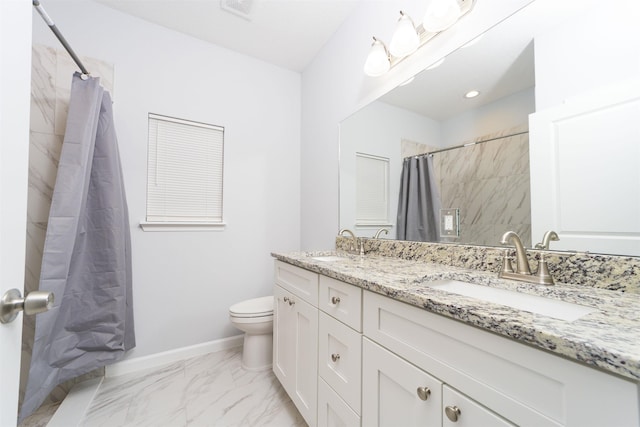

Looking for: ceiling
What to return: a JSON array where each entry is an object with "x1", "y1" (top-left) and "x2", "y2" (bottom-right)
[{"x1": 95, "y1": 0, "x2": 362, "y2": 72}]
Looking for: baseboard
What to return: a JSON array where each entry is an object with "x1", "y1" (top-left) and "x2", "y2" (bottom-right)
[
  {"x1": 47, "y1": 377, "x2": 103, "y2": 427},
  {"x1": 105, "y1": 334, "x2": 244, "y2": 378}
]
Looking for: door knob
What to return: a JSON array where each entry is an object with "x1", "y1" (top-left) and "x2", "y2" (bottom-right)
[{"x1": 1, "y1": 288, "x2": 54, "y2": 324}]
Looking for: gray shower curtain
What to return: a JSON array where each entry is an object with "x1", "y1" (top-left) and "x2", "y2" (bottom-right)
[
  {"x1": 396, "y1": 155, "x2": 441, "y2": 242},
  {"x1": 20, "y1": 73, "x2": 135, "y2": 421}
]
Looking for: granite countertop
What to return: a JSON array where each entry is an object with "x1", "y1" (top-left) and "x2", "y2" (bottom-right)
[{"x1": 272, "y1": 250, "x2": 640, "y2": 382}]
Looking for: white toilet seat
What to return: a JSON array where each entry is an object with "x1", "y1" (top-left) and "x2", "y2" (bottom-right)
[{"x1": 229, "y1": 296, "x2": 273, "y2": 318}]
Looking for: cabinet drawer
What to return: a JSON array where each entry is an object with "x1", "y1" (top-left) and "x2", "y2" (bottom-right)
[
  {"x1": 274, "y1": 260, "x2": 318, "y2": 306},
  {"x1": 319, "y1": 312, "x2": 362, "y2": 414},
  {"x1": 442, "y1": 385, "x2": 514, "y2": 427},
  {"x1": 318, "y1": 378, "x2": 360, "y2": 427},
  {"x1": 319, "y1": 275, "x2": 362, "y2": 331}
]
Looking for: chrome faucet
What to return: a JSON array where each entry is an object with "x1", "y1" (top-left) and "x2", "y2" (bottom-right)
[
  {"x1": 339, "y1": 228, "x2": 358, "y2": 253},
  {"x1": 500, "y1": 231, "x2": 531, "y2": 274},
  {"x1": 373, "y1": 228, "x2": 389, "y2": 239},
  {"x1": 499, "y1": 230, "x2": 557, "y2": 285}
]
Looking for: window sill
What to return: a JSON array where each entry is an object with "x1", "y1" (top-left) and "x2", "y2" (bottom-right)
[{"x1": 139, "y1": 221, "x2": 227, "y2": 232}]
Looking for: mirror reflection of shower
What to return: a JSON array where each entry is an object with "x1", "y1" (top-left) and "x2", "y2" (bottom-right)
[{"x1": 399, "y1": 128, "x2": 531, "y2": 247}]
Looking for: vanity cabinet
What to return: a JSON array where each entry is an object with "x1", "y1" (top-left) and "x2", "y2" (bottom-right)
[
  {"x1": 363, "y1": 290, "x2": 640, "y2": 427},
  {"x1": 273, "y1": 261, "x2": 319, "y2": 427},
  {"x1": 274, "y1": 259, "x2": 640, "y2": 427}
]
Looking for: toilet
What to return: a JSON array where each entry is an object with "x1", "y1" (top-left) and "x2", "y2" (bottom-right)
[{"x1": 229, "y1": 296, "x2": 274, "y2": 371}]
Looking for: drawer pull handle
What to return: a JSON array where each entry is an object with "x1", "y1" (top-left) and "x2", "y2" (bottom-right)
[
  {"x1": 416, "y1": 386, "x2": 431, "y2": 401},
  {"x1": 331, "y1": 296, "x2": 341, "y2": 305},
  {"x1": 331, "y1": 353, "x2": 340, "y2": 362},
  {"x1": 445, "y1": 406, "x2": 461, "y2": 422}
]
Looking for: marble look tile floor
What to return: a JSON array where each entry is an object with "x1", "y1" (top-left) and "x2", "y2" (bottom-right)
[{"x1": 23, "y1": 347, "x2": 306, "y2": 427}]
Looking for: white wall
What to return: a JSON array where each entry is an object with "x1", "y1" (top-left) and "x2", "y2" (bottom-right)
[
  {"x1": 534, "y1": 1, "x2": 640, "y2": 109},
  {"x1": 441, "y1": 87, "x2": 535, "y2": 146},
  {"x1": 300, "y1": 0, "x2": 535, "y2": 250},
  {"x1": 339, "y1": 101, "x2": 441, "y2": 238},
  {"x1": 32, "y1": 0, "x2": 301, "y2": 358}
]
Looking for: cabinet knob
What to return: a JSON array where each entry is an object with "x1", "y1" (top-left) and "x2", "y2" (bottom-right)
[
  {"x1": 331, "y1": 296, "x2": 341, "y2": 305},
  {"x1": 288, "y1": 298, "x2": 295, "y2": 306},
  {"x1": 445, "y1": 405, "x2": 461, "y2": 422},
  {"x1": 331, "y1": 353, "x2": 340, "y2": 362},
  {"x1": 283, "y1": 296, "x2": 289, "y2": 303},
  {"x1": 416, "y1": 386, "x2": 431, "y2": 401}
]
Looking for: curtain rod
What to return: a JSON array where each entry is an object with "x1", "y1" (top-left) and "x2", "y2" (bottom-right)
[
  {"x1": 407, "y1": 130, "x2": 529, "y2": 159},
  {"x1": 32, "y1": 0, "x2": 90, "y2": 77}
]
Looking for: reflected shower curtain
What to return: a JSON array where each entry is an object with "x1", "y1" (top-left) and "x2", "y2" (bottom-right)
[
  {"x1": 20, "y1": 73, "x2": 135, "y2": 420},
  {"x1": 396, "y1": 155, "x2": 441, "y2": 242}
]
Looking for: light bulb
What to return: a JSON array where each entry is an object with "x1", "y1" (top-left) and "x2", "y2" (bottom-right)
[
  {"x1": 364, "y1": 38, "x2": 390, "y2": 77},
  {"x1": 423, "y1": 0, "x2": 461, "y2": 33},
  {"x1": 389, "y1": 12, "x2": 419, "y2": 58}
]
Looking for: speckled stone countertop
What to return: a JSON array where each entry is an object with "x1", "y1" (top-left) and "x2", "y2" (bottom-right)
[{"x1": 271, "y1": 250, "x2": 640, "y2": 382}]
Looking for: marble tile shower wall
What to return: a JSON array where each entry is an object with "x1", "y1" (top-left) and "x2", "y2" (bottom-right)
[
  {"x1": 337, "y1": 237, "x2": 640, "y2": 294},
  {"x1": 433, "y1": 126, "x2": 531, "y2": 247},
  {"x1": 21, "y1": 45, "x2": 115, "y2": 410}
]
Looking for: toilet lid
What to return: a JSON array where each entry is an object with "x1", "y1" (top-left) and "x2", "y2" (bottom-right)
[{"x1": 229, "y1": 296, "x2": 273, "y2": 317}]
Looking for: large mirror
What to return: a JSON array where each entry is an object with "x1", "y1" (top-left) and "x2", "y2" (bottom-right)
[{"x1": 339, "y1": 1, "x2": 640, "y2": 256}]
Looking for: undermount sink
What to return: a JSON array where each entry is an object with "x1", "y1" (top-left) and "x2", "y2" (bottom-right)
[
  {"x1": 311, "y1": 255, "x2": 348, "y2": 262},
  {"x1": 428, "y1": 279, "x2": 597, "y2": 321}
]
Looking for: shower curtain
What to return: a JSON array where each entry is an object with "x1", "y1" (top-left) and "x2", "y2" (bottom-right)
[
  {"x1": 396, "y1": 155, "x2": 441, "y2": 242},
  {"x1": 20, "y1": 73, "x2": 135, "y2": 421}
]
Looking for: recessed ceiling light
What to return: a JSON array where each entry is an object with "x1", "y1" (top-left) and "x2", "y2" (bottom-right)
[{"x1": 464, "y1": 90, "x2": 480, "y2": 98}]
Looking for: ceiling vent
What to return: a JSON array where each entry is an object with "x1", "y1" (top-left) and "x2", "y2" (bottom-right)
[{"x1": 220, "y1": 0, "x2": 255, "y2": 21}]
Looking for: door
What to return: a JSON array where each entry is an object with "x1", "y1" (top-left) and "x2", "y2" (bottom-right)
[
  {"x1": 529, "y1": 79, "x2": 640, "y2": 256},
  {"x1": 292, "y1": 291, "x2": 318, "y2": 427},
  {"x1": 442, "y1": 385, "x2": 515, "y2": 427},
  {"x1": 362, "y1": 338, "x2": 442, "y2": 427},
  {"x1": 273, "y1": 285, "x2": 295, "y2": 388},
  {"x1": 1, "y1": 0, "x2": 32, "y2": 425}
]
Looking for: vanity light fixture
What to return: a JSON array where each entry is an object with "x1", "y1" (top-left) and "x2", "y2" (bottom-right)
[
  {"x1": 423, "y1": 0, "x2": 462, "y2": 32},
  {"x1": 464, "y1": 89, "x2": 480, "y2": 98},
  {"x1": 389, "y1": 11, "x2": 420, "y2": 57},
  {"x1": 363, "y1": 0, "x2": 475, "y2": 77},
  {"x1": 363, "y1": 37, "x2": 391, "y2": 77}
]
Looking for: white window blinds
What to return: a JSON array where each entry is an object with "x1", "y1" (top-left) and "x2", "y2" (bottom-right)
[
  {"x1": 146, "y1": 114, "x2": 224, "y2": 223},
  {"x1": 355, "y1": 153, "x2": 389, "y2": 224}
]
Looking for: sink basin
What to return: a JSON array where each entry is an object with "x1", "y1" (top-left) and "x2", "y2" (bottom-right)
[
  {"x1": 428, "y1": 279, "x2": 596, "y2": 321},
  {"x1": 311, "y1": 255, "x2": 348, "y2": 262}
]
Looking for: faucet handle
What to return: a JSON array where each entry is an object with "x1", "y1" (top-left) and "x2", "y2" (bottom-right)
[
  {"x1": 501, "y1": 250, "x2": 514, "y2": 274},
  {"x1": 536, "y1": 253, "x2": 555, "y2": 285}
]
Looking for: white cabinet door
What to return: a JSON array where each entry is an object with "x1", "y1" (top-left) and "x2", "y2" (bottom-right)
[
  {"x1": 318, "y1": 379, "x2": 360, "y2": 427},
  {"x1": 362, "y1": 338, "x2": 442, "y2": 427},
  {"x1": 442, "y1": 385, "x2": 515, "y2": 427},
  {"x1": 273, "y1": 285, "x2": 295, "y2": 389},
  {"x1": 273, "y1": 284, "x2": 318, "y2": 427}
]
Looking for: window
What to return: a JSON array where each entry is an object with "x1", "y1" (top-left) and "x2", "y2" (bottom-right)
[
  {"x1": 355, "y1": 153, "x2": 389, "y2": 226},
  {"x1": 141, "y1": 114, "x2": 225, "y2": 231}
]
